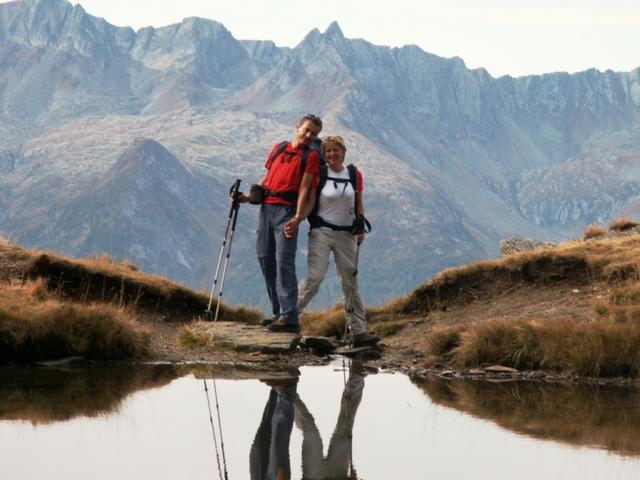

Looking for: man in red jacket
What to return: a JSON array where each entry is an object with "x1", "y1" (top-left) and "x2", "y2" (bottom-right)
[{"x1": 242, "y1": 114, "x2": 322, "y2": 333}]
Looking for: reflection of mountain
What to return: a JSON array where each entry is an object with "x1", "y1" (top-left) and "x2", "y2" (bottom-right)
[
  {"x1": 2, "y1": 0, "x2": 640, "y2": 307},
  {"x1": 417, "y1": 378, "x2": 640, "y2": 456},
  {"x1": 0, "y1": 364, "x2": 179, "y2": 424}
]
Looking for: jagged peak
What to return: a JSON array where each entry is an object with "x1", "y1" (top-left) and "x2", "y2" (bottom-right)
[
  {"x1": 324, "y1": 21, "x2": 344, "y2": 39},
  {"x1": 297, "y1": 27, "x2": 322, "y2": 47}
]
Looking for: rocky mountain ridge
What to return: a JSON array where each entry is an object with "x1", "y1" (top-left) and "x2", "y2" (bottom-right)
[{"x1": 0, "y1": 0, "x2": 639, "y2": 307}]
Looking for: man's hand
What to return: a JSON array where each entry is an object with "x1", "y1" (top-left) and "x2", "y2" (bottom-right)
[
  {"x1": 284, "y1": 215, "x2": 302, "y2": 239},
  {"x1": 236, "y1": 193, "x2": 250, "y2": 203}
]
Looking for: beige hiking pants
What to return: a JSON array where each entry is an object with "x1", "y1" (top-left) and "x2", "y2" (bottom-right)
[{"x1": 298, "y1": 228, "x2": 367, "y2": 335}]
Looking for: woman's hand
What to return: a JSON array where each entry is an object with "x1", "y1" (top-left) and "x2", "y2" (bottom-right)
[
  {"x1": 356, "y1": 233, "x2": 365, "y2": 245},
  {"x1": 284, "y1": 215, "x2": 303, "y2": 239}
]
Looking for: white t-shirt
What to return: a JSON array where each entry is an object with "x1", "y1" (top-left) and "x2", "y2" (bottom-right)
[{"x1": 317, "y1": 167, "x2": 356, "y2": 228}]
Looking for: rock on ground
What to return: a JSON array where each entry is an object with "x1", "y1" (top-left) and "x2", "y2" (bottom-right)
[
  {"x1": 198, "y1": 321, "x2": 299, "y2": 353},
  {"x1": 500, "y1": 237, "x2": 556, "y2": 255}
]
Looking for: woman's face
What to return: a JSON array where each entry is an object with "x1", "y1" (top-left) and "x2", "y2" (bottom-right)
[{"x1": 324, "y1": 142, "x2": 345, "y2": 169}]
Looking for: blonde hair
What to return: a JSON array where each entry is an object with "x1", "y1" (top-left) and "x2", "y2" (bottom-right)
[{"x1": 321, "y1": 135, "x2": 347, "y2": 156}]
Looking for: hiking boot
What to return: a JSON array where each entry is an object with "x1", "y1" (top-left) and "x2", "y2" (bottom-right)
[
  {"x1": 267, "y1": 319, "x2": 300, "y2": 334},
  {"x1": 352, "y1": 332, "x2": 380, "y2": 348},
  {"x1": 260, "y1": 317, "x2": 278, "y2": 327}
]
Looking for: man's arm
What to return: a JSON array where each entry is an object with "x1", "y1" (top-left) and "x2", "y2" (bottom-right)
[{"x1": 283, "y1": 172, "x2": 315, "y2": 239}]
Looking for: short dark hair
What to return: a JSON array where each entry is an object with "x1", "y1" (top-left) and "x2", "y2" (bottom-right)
[{"x1": 299, "y1": 114, "x2": 323, "y2": 130}]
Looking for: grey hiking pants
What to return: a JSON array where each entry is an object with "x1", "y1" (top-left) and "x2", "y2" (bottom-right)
[
  {"x1": 256, "y1": 203, "x2": 299, "y2": 325},
  {"x1": 298, "y1": 228, "x2": 367, "y2": 335}
]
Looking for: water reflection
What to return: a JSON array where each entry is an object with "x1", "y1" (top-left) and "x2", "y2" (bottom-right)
[
  {"x1": 1, "y1": 362, "x2": 640, "y2": 479},
  {"x1": 417, "y1": 377, "x2": 640, "y2": 456},
  {"x1": 0, "y1": 364, "x2": 179, "y2": 424},
  {"x1": 251, "y1": 378, "x2": 298, "y2": 480},
  {"x1": 249, "y1": 363, "x2": 365, "y2": 480},
  {"x1": 295, "y1": 363, "x2": 363, "y2": 480}
]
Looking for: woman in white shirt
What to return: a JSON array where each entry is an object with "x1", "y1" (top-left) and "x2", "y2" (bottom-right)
[{"x1": 298, "y1": 136, "x2": 379, "y2": 347}]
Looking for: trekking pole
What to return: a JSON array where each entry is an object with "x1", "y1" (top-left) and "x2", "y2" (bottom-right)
[
  {"x1": 343, "y1": 242, "x2": 361, "y2": 346},
  {"x1": 206, "y1": 179, "x2": 242, "y2": 320},
  {"x1": 203, "y1": 379, "x2": 225, "y2": 480},
  {"x1": 213, "y1": 184, "x2": 241, "y2": 323},
  {"x1": 212, "y1": 379, "x2": 229, "y2": 480}
]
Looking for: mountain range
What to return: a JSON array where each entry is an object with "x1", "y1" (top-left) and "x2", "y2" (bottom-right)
[{"x1": 1, "y1": 0, "x2": 639, "y2": 308}]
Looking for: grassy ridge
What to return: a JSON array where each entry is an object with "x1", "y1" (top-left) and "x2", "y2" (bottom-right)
[
  {"x1": 416, "y1": 235, "x2": 640, "y2": 377},
  {"x1": 0, "y1": 240, "x2": 262, "y2": 362},
  {"x1": 0, "y1": 278, "x2": 150, "y2": 361},
  {"x1": 23, "y1": 251, "x2": 261, "y2": 323},
  {"x1": 391, "y1": 233, "x2": 640, "y2": 316},
  {"x1": 427, "y1": 316, "x2": 640, "y2": 376}
]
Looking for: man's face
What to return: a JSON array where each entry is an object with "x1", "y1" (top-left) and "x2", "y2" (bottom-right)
[{"x1": 293, "y1": 120, "x2": 322, "y2": 148}]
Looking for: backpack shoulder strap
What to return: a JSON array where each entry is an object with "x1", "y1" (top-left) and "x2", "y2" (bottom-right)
[
  {"x1": 317, "y1": 163, "x2": 328, "y2": 191},
  {"x1": 266, "y1": 141, "x2": 289, "y2": 170},
  {"x1": 347, "y1": 164, "x2": 358, "y2": 211},
  {"x1": 299, "y1": 147, "x2": 310, "y2": 179},
  {"x1": 308, "y1": 162, "x2": 328, "y2": 221},
  {"x1": 346, "y1": 164, "x2": 357, "y2": 190}
]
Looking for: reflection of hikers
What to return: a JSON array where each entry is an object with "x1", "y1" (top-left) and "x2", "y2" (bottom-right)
[
  {"x1": 294, "y1": 362, "x2": 365, "y2": 479},
  {"x1": 250, "y1": 379, "x2": 299, "y2": 480},
  {"x1": 297, "y1": 135, "x2": 379, "y2": 347},
  {"x1": 240, "y1": 115, "x2": 323, "y2": 334}
]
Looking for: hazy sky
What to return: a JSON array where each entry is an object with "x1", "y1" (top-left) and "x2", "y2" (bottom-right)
[{"x1": 13, "y1": 0, "x2": 640, "y2": 77}]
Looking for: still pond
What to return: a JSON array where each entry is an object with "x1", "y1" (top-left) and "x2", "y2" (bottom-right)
[{"x1": 1, "y1": 361, "x2": 639, "y2": 479}]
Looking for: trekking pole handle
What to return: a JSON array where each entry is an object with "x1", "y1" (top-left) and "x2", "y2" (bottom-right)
[
  {"x1": 228, "y1": 179, "x2": 242, "y2": 214},
  {"x1": 231, "y1": 197, "x2": 240, "y2": 230}
]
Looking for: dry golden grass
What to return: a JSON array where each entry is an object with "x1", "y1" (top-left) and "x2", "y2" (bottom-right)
[
  {"x1": 425, "y1": 317, "x2": 640, "y2": 377},
  {"x1": 300, "y1": 305, "x2": 346, "y2": 337},
  {"x1": 0, "y1": 242, "x2": 263, "y2": 361},
  {"x1": 583, "y1": 224, "x2": 607, "y2": 240},
  {"x1": 609, "y1": 217, "x2": 639, "y2": 232},
  {"x1": 426, "y1": 324, "x2": 463, "y2": 360},
  {"x1": 179, "y1": 323, "x2": 214, "y2": 348},
  {"x1": 0, "y1": 279, "x2": 150, "y2": 361},
  {"x1": 427, "y1": 282, "x2": 640, "y2": 377},
  {"x1": 609, "y1": 282, "x2": 640, "y2": 305}
]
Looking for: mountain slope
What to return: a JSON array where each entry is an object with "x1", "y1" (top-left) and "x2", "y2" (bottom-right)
[{"x1": 1, "y1": 0, "x2": 640, "y2": 308}]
